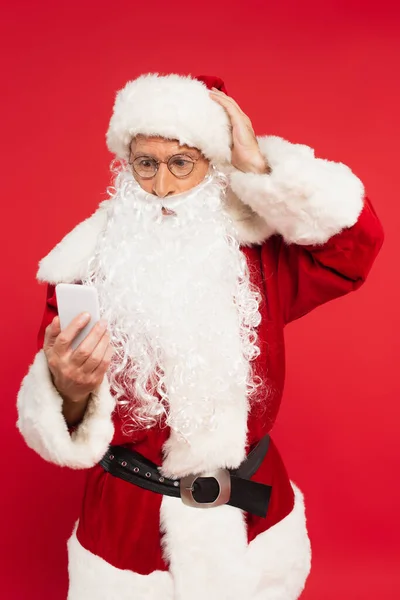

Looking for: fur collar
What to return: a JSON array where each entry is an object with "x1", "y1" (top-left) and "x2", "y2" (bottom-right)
[{"x1": 37, "y1": 193, "x2": 273, "y2": 284}]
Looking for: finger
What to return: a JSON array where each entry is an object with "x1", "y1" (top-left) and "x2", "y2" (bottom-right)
[
  {"x1": 209, "y1": 93, "x2": 247, "y2": 127},
  {"x1": 213, "y1": 96, "x2": 256, "y2": 144},
  {"x1": 211, "y1": 90, "x2": 256, "y2": 131},
  {"x1": 44, "y1": 316, "x2": 61, "y2": 348},
  {"x1": 54, "y1": 312, "x2": 91, "y2": 354},
  {"x1": 210, "y1": 90, "x2": 240, "y2": 111},
  {"x1": 92, "y1": 343, "x2": 114, "y2": 377},
  {"x1": 80, "y1": 330, "x2": 111, "y2": 373},
  {"x1": 71, "y1": 320, "x2": 109, "y2": 367},
  {"x1": 210, "y1": 89, "x2": 246, "y2": 115}
]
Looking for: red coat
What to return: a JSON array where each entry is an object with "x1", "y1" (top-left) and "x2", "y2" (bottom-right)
[
  {"x1": 35, "y1": 196, "x2": 383, "y2": 575},
  {"x1": 17, "y1": 136, "x2": 385, "y2": 599}
]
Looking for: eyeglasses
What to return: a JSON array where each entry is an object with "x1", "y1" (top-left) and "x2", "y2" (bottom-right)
[{"x1": 129, "y1": 154, "x2": 199, "y2": 179}]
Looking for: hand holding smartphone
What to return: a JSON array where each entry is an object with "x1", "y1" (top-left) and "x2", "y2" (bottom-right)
[
  {"x1": 56, "y1": 283, "x2": 100, "y2": 349},
  {"x1": 44, "y1": 284, "x2": 112, "y2": 424}
]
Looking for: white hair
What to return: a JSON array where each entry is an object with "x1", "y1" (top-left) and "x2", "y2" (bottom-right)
[{"x1": 83, "y1": 163, "x2": 262, "y2": 439}]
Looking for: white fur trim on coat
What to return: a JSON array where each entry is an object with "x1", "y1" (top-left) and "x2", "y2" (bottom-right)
[
  {"x1": 106, "y1": 74, "x2": 232, "y2": 164},
  {"x1": 229, "y1": 136, "x2": 365, "y2": 246},
  {"x1": 160, "y1": 496, "x2": 251, "y2": 599},
  {"x1": 224, "y1": 186, "x2": 276, "y2": 246},
  {"x1": 17, "y1": 350, "x2": 115, "y2": 468},
  {"x1": 247, "y1": 482, "x2": 312, "y2": 599},
  {"x1": 161, "y1": 380, "x2": 248, "y2": 478},
  {"x1": 37, "y1": 200, "x2": 110, "y2": 285},
  {"x1": 67, "y1": 523, "x2": 173, "y2": 600},
  {"x1": 34, "y1": 135, "x2": 365, "y2": 287},
  {"x1": 35, "y1": 192, "x2": 268, "y2": 285},
  {"x1": 160, "y1": 481, "x2": 311, "y2": 600},
  {"x1": 65, "y1": 482, "x2": 310, "y2": 599}
]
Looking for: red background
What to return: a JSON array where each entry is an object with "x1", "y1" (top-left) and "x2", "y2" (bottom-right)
[{"x1": 1, "y1": 1, "x2": 399, "y2": 598}]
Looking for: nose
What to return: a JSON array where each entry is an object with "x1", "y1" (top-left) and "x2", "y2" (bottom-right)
[{"x1": 152, "y1": 163, "x2": 177, "y2": 198}]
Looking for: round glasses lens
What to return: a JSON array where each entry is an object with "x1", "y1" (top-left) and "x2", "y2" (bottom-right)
[
  {"x1": 168, "y1": 156, "x2": 195, "y2": 177},
  {"x1": 133, "y1": 157, "x2": 158, "y2": 178}
]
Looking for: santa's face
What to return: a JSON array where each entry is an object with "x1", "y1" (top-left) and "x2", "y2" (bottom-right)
[
  {"x1": 84, "y1": 164, "x2": 261, "y2": 445},
  {"x1": 129, "y1": 136, "x2": 210, "y2": 198}
]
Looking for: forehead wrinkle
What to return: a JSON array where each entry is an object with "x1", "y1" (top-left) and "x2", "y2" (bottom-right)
[
  {"x1": 132, "y1": 151, "x2": 198, "y2": 161},
  {"x1": 130, "y1": 137, "x2": 201, "y2": 160}
]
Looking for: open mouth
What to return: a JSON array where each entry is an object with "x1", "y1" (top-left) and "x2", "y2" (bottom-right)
[{"x1": 161, "y1": 207, "x2": 177, "y2": 217}]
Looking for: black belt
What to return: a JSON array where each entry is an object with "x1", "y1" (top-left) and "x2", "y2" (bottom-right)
[{"x1": 99, "y1": 435, "x2": 272, "y2": 518}]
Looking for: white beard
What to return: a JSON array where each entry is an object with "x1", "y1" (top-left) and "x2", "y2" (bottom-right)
[{"x1": 84, "y1": 166, "x2": 261, "y2": 475}]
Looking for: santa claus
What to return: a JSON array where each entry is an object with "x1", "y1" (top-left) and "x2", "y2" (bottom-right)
[{"x1": 17, "y1": 74, "x2": 384, "y2": 599}]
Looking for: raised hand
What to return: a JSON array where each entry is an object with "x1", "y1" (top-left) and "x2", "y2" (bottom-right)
[{"x1": 210, "y1": 88, "x2": 271, "y2": 175}]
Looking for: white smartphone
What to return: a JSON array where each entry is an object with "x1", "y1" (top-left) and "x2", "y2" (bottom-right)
[{"x1": 55, "y1": 283, "x2": 100, "y2": 350}]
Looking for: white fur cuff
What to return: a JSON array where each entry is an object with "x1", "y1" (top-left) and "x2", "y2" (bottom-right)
[
  {"x1": 17, "y1": 351, "x2": 115, "y2": 468},
  {"x1": 229, "y1": 136, "x2": 365, "y2": 246}
]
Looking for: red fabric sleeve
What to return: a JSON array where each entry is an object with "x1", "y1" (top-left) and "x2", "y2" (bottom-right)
[
  {"x1": 37, "y1": 284, "x2": 58, "y2": 350},
  {"x1": 270, "y1": 197, "x2": 385, "y2": 325}
]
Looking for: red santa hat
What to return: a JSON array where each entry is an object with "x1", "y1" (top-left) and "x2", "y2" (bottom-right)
[{"x1": 106, "y1": 73, "x2": 232, "y2": 165}]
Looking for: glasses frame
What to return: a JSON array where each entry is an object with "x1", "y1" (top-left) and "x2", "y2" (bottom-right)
[{"x1": 129, "y1": 153, "x2": 200, "y2": 180}]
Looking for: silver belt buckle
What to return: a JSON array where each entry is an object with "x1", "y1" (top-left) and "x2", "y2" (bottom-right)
[{"x1": 180, "y1": 469, "x2": 231, "y2": 509}]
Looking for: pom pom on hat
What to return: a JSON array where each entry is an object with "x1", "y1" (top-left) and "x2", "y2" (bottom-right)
[
  {"x1": 195, "y1": 75, "x2": 229, "y2": 95},
  {"x1": 106, "y1": 73, "x2": 232, "y2": 165}
]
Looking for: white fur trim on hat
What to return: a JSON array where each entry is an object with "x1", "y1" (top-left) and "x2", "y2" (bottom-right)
[
  {"x1": 17, "y1": 350, "x2": 115, "y2": 468},
  {"x1": 228, "y1": 135, "x2": 365, "y2": 246},
  {"x1": 106, "y1": 74, "x2": 232, "y2": 164}
]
